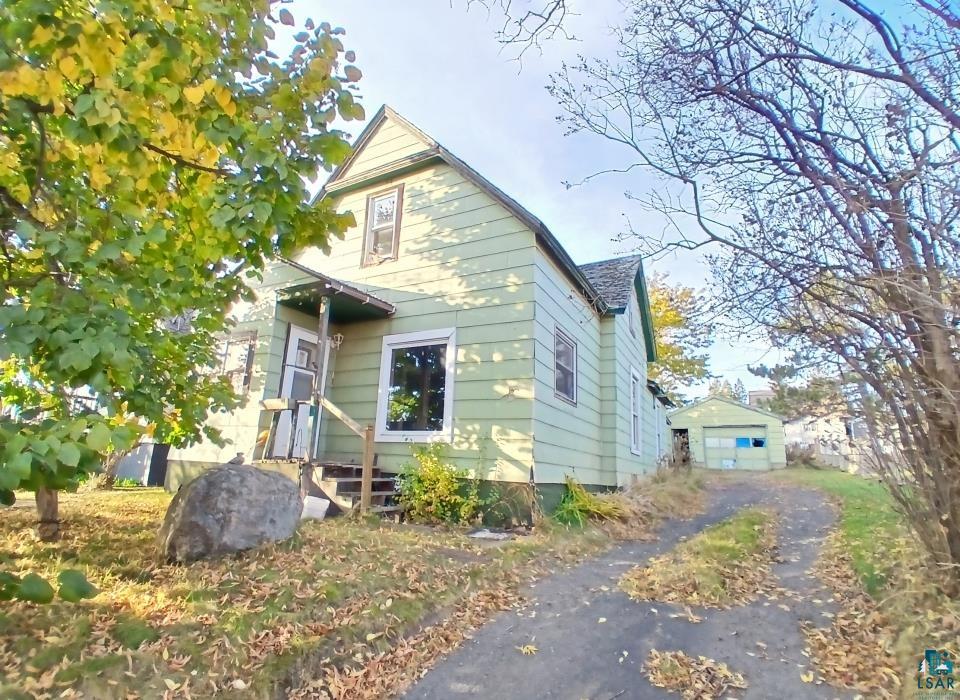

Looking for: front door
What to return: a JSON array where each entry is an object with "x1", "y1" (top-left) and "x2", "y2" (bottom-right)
[{"x1": 272, "y1": 326, "x2": 330, "y2": 459}]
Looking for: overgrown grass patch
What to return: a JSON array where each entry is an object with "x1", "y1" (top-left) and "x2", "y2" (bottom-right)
[
  {"x1": 0, "y1": 488, "x2": 613, "y2": 698},
  {"x1": 620, "y1": 507, "x2": 776, "y2": 607},
  {"x1": 553, "y1": 469, "x2": 707, "y2": 539}
]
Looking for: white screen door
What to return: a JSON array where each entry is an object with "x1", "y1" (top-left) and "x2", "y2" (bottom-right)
[{"x1": 272, "y1": 326, "x2": 330, "y2": 459}]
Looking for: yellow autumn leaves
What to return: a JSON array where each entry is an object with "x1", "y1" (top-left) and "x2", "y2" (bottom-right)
[{"x1": 180, "y1": 78, "x2": 237, "y2": 116}]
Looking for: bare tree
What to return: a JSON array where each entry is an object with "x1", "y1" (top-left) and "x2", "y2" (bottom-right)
[
  {"x1": 466, "y1": 0, "x2": 574, "y2": 54},
  {"x1": 539, "y1": 0, "x2": 960, "y2": 584}
]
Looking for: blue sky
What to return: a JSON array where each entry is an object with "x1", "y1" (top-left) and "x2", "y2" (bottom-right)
[{"x1": 304, "y1": 0, "x2": 784, "y2": 394}]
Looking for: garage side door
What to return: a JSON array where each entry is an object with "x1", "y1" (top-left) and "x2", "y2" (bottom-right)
[{"x1": 703, "y1": 426, "x2": 770, "y2": 470}]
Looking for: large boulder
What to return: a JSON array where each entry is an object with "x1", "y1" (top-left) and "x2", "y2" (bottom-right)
[{"x1": 158, "y1": 464, "x2": 302, "y2": 562}]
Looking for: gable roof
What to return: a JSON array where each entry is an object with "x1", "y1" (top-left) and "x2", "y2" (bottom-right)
[
  {"x1": 580, "y1": 254, "x2": 657, "y2": 362},
  {"x1": 669, "y1": 395, "x2": 785, "y2": 421},
  {"x1": 579, "y1": 255, "x2": 643, "y2": 309},
  {"x1": 319, "y1": 105, "x2": 657, "y2": 361}
]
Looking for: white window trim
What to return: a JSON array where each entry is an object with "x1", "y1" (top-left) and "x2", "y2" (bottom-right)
[
  {"x1": 628, "y1": 300, "x2": 637, "y2": 338},
  {"x1": 554, "y1": 326, "x2": 578, "y2": 405},
  {"x1": 630, "y1": 366, "x2": 643, "y2": 456},
  {"x1": 375, "y1": 327, "x2": 456, "y2": 443},
  {"x1": 370, "y1": 191, "x2": 398, "y2": 233}
]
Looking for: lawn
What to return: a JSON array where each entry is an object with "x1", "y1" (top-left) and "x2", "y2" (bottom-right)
[
  {"x1": 773, "y1": 468, "x2": 901, "y2": 595},
  {"x1": 0, "y1": 489, "x2": 611, "y2": 699},
  {"x1": 620, "y1": 507, "x2": 776, "y2": 607}
]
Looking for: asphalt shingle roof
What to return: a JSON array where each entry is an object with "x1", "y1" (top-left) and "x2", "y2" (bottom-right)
[{"x1": 577, "y1": 255, "x2": 643, "y2": 309}]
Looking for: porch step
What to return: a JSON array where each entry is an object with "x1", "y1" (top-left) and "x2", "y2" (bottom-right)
[
  {"x1": 368, "y1": 504, "x2": 404, "y2": 514},
  {"x1": 327, "y1": 477, "x2": 396, "y2": 485}
]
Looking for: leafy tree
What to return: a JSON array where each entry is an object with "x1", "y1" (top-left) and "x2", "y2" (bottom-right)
[
  {"x1": 536, "y1": 0, "x2": 960, "y2": 583},
  {"x1": 749, "y1": 364, "x2": 847, "y2": 422},
  {"x1": 647, "y1": 274, "x2": 711, "y2": 400},
  {"x1": 0, "y1": 0, "x2": 361, "y2": 597}
]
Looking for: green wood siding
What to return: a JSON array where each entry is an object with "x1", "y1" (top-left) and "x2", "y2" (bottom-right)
[
  {"x1": 531, "y1": 252, "x2": 608, "y2": 485},
  {"x1": 300, "y1": 158, "x2": 537, "y2": 482},
  {"x1": 339, "y1": 118, "x2": 431, "y2": 179},
  {"x1": 669, "y1": 397, "x2": 787, "y2": 470},
  {"x1": 611, "y1": 288, "x2": 660, "y2": 482}
]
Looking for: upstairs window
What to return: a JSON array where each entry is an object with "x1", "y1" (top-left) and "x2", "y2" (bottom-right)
[
  {"x1": 554, "y1": 328, "x2": 577, "y2": 404},
  {"x1": 362, "y1": 185, "x2": 403, "y2": 266},
  {"x1": 628, "y1": 299, "x2": 637, "y2": 338}
]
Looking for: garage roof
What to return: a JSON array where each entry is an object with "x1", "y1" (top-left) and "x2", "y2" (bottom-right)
[{"x1": 669, "y1": 395, "x2": 785, "y2": 421}]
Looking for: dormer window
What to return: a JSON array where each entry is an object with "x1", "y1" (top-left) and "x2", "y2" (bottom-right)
[{"x1": 362, "y1": 184, "x2": 404, "y2": 266}]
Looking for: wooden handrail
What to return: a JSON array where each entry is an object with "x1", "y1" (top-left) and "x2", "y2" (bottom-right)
[{"x1": 318, "y1": 396, "x2": 364, "y2": 437}]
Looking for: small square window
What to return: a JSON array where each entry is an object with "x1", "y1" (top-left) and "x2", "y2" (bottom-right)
[
  {"x1": 735, "y1": 437, "x2": 751, "y2": 448},
  {"x1": 554, "y1": 328, "x2": 577, "y2": 404},
  {"x1": 752, "y1": 437, "x2": 766, "y2": 448},
  {"x1": 362, "y1": 185, "x2": 403, "y2": 265}
]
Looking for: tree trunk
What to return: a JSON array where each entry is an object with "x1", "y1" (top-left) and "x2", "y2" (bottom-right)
[{"x1": 35, "y1": 487, "x2": 60, "y2": 542}]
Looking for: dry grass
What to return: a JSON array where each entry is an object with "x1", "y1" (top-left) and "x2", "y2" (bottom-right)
[
  {"x1": 553, "y1": 476, "x2": 628, "y2": 527},
  {"x1": 0, "y1": 489, "x2": 611, "y2": 699},
  {"x1": 620, "y1": 507, "x2": 776, "y2": 608},
  {"x1": 582, "y1": 470, "x2": 708, "y2": 541},
  {"x1": 643, "y1": 649, "x2": 748, "y2": 700}
]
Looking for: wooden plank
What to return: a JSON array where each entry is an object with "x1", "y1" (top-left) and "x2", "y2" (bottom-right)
[
  {"x1": 360, "y1": 424, "x2": 375, "y2": 513},
  {"x1": 319, "y1": 395, "x2": 364, "y2": 437},
  {"x1": 261, "y1": 397, "x2": 297, "y2": 411},
  {"x1": 308, "y1": 297, "x2": 331, "y2": 461}
]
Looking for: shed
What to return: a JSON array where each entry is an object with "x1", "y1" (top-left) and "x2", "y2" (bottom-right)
[{"x1": 669, "y1": 396, "x2": 787, "y2": 470}]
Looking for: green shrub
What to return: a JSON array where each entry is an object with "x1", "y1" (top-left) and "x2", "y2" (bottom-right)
[
  {"x1": 113, "y1": 477, "x2": 142, "y2": 488},
  {"x1": 396, "y1": 444, "x2": 485, "y2": 524},
  {"x1": 553, "y1": 476, "x2": 626, "y2": 527}
]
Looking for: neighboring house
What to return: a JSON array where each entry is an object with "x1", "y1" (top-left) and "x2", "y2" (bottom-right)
[
  {"x1": 783, "y1": 412, "x2": 876, "y2": 472},
  {"x1": 669, "y1": 396, "x2": 787, "y2": 470},
  {"x1": 747, "y1": 389, "x2": 774, "y2": 408},
  {"x1": 166, "y1": 105, "x2": 664, "y2": 510}
]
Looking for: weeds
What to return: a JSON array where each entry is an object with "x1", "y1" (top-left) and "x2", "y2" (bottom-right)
[
  {"x1": 396, "y1": 444, "x2": 487, "y2": 525},
  {"x1": 553, "y1": 476, "x2": 626, "y2": 526}
]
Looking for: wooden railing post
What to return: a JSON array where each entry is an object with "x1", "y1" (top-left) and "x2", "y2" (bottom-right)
[{"x1": 360, "y1": 424, "x2": 375, "y2": 513}]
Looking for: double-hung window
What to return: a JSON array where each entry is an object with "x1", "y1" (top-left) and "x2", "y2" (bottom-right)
[
  {"x1": 630, "y1": 368, "x2": 642, "y2": 454},
  {"x1": 375, "y1": 328, "x2": 456, "y2": 442},
  {"x1": 362, "y1": 185, "x2": 403, "y2": 266},
  {"x1": 554, "y1": 328, "x2": 577, "y2": 404}
]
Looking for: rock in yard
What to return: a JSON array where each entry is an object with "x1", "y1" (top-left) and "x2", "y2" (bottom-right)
[
  {"x1": 468, "y1": 528, "x2": 513, "y2": 541},
  {"x1": 158, "y1": 464, "x2": 302, "y2": 562}
]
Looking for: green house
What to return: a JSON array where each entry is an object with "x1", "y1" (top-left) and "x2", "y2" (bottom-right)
[
  {"x1": 167, "y1": 106, "x2": 670, "y2": 510},
  {"x1": 669, "y1": 396, "x2": 787, "y2": 470}
]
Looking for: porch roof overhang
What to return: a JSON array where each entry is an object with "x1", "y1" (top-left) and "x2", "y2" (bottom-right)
[{"x1": 276, "y1": 275, "x2": 395, "y2": 323}]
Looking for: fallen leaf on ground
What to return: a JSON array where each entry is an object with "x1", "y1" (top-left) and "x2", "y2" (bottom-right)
[{"x1": 644, "y1": 648, "x2": 747, "y2": 700}]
